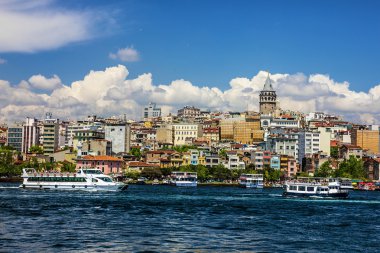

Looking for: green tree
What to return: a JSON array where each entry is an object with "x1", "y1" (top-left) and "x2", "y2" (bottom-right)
[
  {"x1": 29, "y1": 145, "x2": 43, "y2": 154},
  {"x1": 160, "y1": 167, "x2": 174, "y2": 177},
  {"x1": 330, "y1": 147, "x2": 339, "y2": 159},
  {"x1": 335, "y1": 156, "x2": 366, "y2": 179},
  {"x1": 61, "y1": 161, "x2": 76, "y2": 172},
  {"x1": 211, "y1": 164, "x2": 232, "y2": 181},
  {"x1": 0, "y1": 150, "x2": 15, "y2": 177},
  {"x1": 130, "y1": 147, "x2": 142, "y2": 159},
  {"x1": 125, "y1": 171, "x2": 140, "y2": 180},
  {"x1": 315, "y1": 161, "x2": 333, "y2": 177},
  {"x1": 218, "y1": 149, "x2": 227, "y2": 159},
  {"x1": 141, "y1": 167, "x2": 162, "y2": 180}
]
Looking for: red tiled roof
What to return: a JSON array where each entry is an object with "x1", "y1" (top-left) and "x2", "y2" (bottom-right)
[
  {"x1": 341, "y1": 144, "x2": 362, "y2": 149},
  {"x1": 80, "y1": 155, "x2": 123, "y2": 161}
]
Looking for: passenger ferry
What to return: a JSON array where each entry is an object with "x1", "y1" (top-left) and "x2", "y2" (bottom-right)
[
  {"x1": 238, "y1": 174, "x2": 264, "y2": 188},
  {"x1": 283, "y1": 177, "x2": 352, "y2": 198},
  {"x1": 170, "y1": 171, "x2": 197, "y2": 187},
  {"x1": 19, "y1": 168, "x2": 128, "y2": 191}
]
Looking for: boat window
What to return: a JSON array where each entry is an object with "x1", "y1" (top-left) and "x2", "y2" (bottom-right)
[
  {"x1": 92, "y1": 178, "x2": 98, "y2": 183},
  {"x1": 298, "y1": 186, "x2": 305, "y2": 191},
  {"x1": 307, "y1": 187, "x2": 314, "y2": 192},
  {"x1": 97, "y1": 177, "x2": 113, "y2": 182},
  {"x1": 290, "y1": 186, "x2": 297, "y2": 190}
]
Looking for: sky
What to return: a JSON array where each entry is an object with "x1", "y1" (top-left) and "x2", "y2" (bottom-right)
[{"x1": 0, "y1": 0, "x2": 380, "y2": 124}]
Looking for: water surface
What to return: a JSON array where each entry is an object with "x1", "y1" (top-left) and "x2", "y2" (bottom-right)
[{"x1": 1, "y1": 183, "x2": 379, "y2": 252}]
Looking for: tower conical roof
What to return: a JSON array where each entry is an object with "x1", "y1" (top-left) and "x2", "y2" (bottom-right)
[{"x1": 262, "y1": 72, "x2": 274, "y2": 91}]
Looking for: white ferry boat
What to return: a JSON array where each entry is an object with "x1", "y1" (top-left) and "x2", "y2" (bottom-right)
[
  {"x1": 283, "y1": 177, "x2": 351, "y2": 198},
  {"x1": 238, "y1": 174, "x2": 264, "y2": 188},
  {"x1": 19, "y1": 168, "x2": 128, "y2": 191},
  {"x1": 170, "y1": 171, "x2": 197, "y2": 187}
]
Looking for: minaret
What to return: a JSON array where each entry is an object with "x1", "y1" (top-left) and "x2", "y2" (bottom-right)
[{"x1": 259, "y1": 72, "x2": 277, "y2": 115}]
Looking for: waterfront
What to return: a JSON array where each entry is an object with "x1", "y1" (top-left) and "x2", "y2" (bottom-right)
[{"x1": 1, "y1": 184, "x2": 380, "y2": 252}]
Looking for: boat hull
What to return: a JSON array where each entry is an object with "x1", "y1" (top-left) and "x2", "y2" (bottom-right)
[
  {"x1": 19, "y1": 183, "x2": 128, "y2": 191},
  {"x1": 240, "y1": 183, "x2": 263, "y2": 189},
  {"x1": 283, "y1": 191, "x2": 348, "y2": 198},
  {"x1": 173, "y1": 182, "x2": 197, "y2": 187}
]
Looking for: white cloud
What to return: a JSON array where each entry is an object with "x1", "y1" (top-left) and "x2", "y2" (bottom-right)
[
  {"x1": 0, "y1": 58, "x2": 6, "y2": 64},
  {"x1": 109, "y1": 47, "x2": 140, "y2": 62},
  {"x1": 0, "y1": 0, "x2": 102, "y2": 53},
  {"x1": 28, "y1": 74, "x2": 62, "y2": 90},
  {"x1": 1, "y1": 65, "x2": 380, "y2": 125}
]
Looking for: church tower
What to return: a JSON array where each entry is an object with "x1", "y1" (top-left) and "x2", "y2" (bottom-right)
[{"x1": 259, "y1": 72, "x2": 277, "y2": 115}]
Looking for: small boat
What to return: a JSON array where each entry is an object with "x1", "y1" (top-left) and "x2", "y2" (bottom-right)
[
  {"x1": 357, "y1": 182, "x2": 376, "y2": 191},
  {"x1": 136, "y1": 177, "x2": 147, "y2": 185},
  {"x1": 170, "y1": 171, "x2": 197, "y2": 187},
  {"x1": 283, "y1": 177, "x2": 351, "y2": 198},
  {"x1": 238, "y1": 174, "x2": 264, "y2": 188},
  {"x1": 19, "y1": 168, "x2": 128, "y2": 191}
]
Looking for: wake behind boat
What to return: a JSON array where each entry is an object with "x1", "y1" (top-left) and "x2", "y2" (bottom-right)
[
  {"x1": 19, "y1": 168, "x2": 128, "y2": 191},
  {"x1": 283, "y1": 177, "x2": 352, "y2": 198}
]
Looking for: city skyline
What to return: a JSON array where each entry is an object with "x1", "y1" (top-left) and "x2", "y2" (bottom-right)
[{"x1": 0, "y1": 0, "x2": 380, "y2": 124}]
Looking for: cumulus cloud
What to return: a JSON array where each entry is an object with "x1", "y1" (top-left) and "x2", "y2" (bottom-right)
[
  {"x1": 28, "y1": 74, "x2": 62, "y2": 90},
  {"x1": 109, "y1": 47, "x2": 140, "y2": 62},
  {"x1": 0, "y1": 0, "x2": 103, "y2": 53},
  {"x1": 1, "y1": 65, "x2": 380, "y2": 125},
  {"x1": 0, "y1": 58, "x2": 6, "y2": 64}
]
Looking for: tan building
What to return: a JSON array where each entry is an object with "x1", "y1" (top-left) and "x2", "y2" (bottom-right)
[
  {"x1": 351, "y1": 129, "x2": 379, "y2": 154},
  {"x1": 220, "y1": 118, "x2": 244, "y2": 140},
  {"x1": 220, "y1": 117, "x2": 263, "y2": 144},
  {"x1": 156, "y1": 124, "x2": 174, "y2": 144},
  {"x1": 203, "y1": 127, "x2": 220, "y2": 142}
]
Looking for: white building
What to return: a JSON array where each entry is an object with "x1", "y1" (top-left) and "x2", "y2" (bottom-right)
[
  {"x1": 22, "y1": 117, "x2": 40, "y2": 154},
  {"x1": 298, "y1": 131, "x2": 321, "y2": 166},
  {"x1": 143, "y1": 102, "x2": 161, "y2": 119},
  {"x1": 104, "y1": 124, "x2": 131, "y2": 154},
  {"x1": 226, "y1": 154, "x2": 245, "y2": 170},
  {"x1": 172, "y1": 123, "x2": 202, "y2": 146},
  {"x1": 266, "y1": 134, "x2": 298, "y2": 160}
]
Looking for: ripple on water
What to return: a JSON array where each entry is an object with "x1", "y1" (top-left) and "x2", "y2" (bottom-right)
[{"x1": 0, "y1": 184, "x2": 380, "y2": 252}]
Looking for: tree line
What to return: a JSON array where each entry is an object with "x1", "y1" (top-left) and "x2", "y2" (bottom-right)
[{"x1": 126, "y1": 164, "x2": 282, "y2": 182}]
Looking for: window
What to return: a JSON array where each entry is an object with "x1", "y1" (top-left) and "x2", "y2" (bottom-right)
[
  {"x1": 307, "y1": 187, "x2": 314, "y2": 192},
  {"x1": 298, "y1": 186, "x2": 305, "y2": 191}
]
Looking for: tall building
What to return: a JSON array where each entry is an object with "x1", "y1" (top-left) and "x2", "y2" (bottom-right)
[
  {"x1": 43, "y1": 112, "x2": 59, "y2": 155},
  {"x1": 22, "y1": 117, "x2": 40, "y2": 154},
  {"x1": 259, "y1": 73, "x2": 277, "y2": 116},
  {"x1": 298, "y1": 131, "x2": 320, "y2": 166},
  {"x1": 143, "y1": 102, "x2": 161, "y2": 119},
  {"x1": 104, "y1": 124, "x2": 131, "y2": 154},
  {"x1": 351, "y1": 128, "x2": 379, "y2": 154},
  {"x1": 7, "y1": 125, "x2": 23, "y2": 152}
]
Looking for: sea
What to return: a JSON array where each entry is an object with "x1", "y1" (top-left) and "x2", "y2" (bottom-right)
[{"x1": 0, "y1": 183, "x2": 379, "y2": 252}]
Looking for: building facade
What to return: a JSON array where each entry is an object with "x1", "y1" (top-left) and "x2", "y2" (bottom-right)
[
  {"x1": 177, "y1": 106, "x2": 200, "y2": 118},
  {"x1": 105, "y1": 124, "x2": 131, "y2": 154},
  {"x1": 351, "y1": 128, "x2": 379, "y2": 154},
  {"x1": 7, "y1": 125, "x2": 23, "y2": 152},
  {"x1": 143, "y1": 102, "x2": 161, "y2": 119},
  {"x1": 43, "y1": 113, "x2": 59, "y2": 155},
  {"x1": 259, "y1": 73, "x2": 277, "y2": 116}
]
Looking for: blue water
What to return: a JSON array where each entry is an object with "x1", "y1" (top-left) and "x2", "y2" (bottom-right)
[{"x1": 1, "y1": 183, "x2": 380, "y2": 252}]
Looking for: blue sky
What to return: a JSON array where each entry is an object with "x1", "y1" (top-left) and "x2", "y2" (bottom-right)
[
  {"x1": 1, "y1": 0, "x2": 380, "y2": 124},
  {"x1": 1, "y1": 0, "x2": 379, "y2": 91}
]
